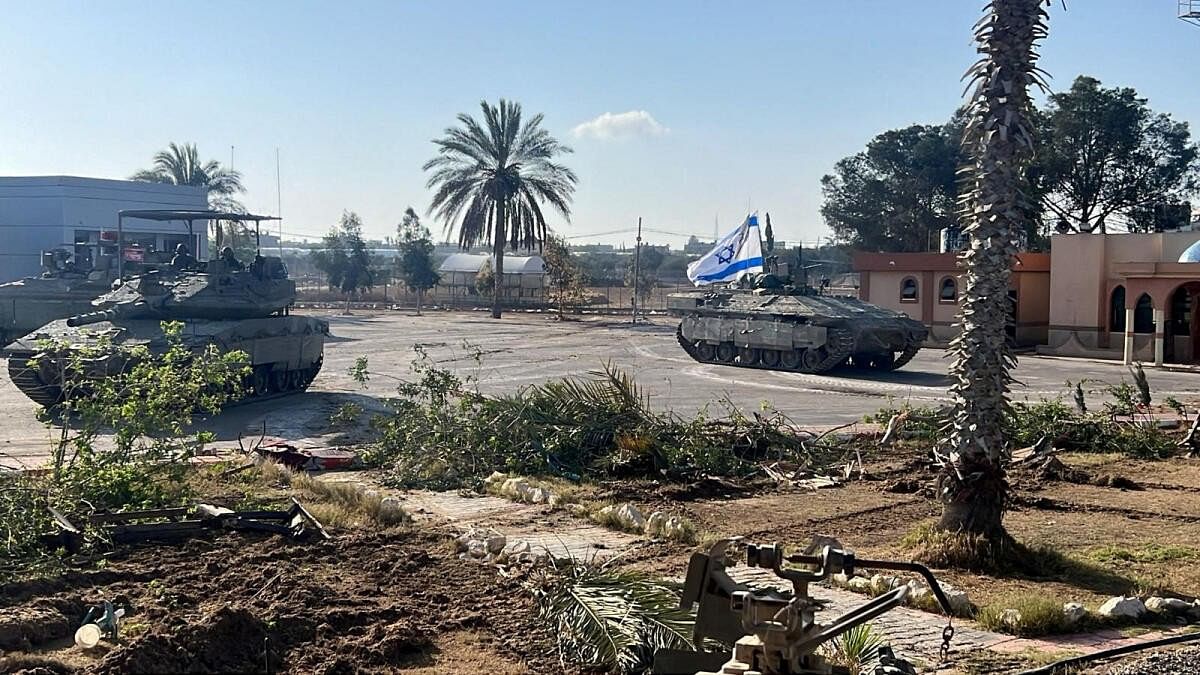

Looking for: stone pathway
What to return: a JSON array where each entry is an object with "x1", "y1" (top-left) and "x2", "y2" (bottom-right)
[{"x1": 327, "y1": 480, "x2": 1194, "y2": 670}]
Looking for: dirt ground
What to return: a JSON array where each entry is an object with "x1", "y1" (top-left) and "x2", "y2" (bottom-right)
[{"x1": 0, "y1": 530, "x2": 565, "y2": 675}]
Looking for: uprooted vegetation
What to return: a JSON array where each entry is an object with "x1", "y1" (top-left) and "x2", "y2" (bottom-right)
[{"x1": 358, "y1": 347, "x2": 853, "y2": 489}]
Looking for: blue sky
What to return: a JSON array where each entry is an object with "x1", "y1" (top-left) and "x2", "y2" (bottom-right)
[{"x1": 1, "y1": 1, "x2": 1196, "y2": 248}]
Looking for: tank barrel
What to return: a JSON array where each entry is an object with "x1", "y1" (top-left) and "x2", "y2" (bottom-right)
[{"x1": 66, "y1": 309, "x2": 120, "y2": 327}]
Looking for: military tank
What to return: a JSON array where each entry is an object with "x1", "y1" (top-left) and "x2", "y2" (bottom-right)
[
  {"x1": 4, "y1": 211, "x2": 327, "y2": 407},
  {"x1": 0, "y1": 250, "x2": 120, "y2": 348},
  {"x1": 669, "y1": 266, "x2": 928, "y2": 375}
]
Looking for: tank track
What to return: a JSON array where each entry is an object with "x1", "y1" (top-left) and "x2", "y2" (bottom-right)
[
  {"x1": 890, "y1": 338, "x2": 922, "y2": 370},
  {"x1": 5, "y1": 353, "x2": 323, "y2": 408},
  {"x1": 6, "y1": 355, "x2": 64, "y2": 407},
  {"x1": 676, "y1": 325, "x2": 854, "y2": 374}
]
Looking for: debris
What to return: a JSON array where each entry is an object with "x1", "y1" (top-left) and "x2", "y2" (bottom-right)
[
  {"x1": 254, "y1": 437, "x2": 360, "y2": 471},
  {"x1": 1145, "y1": 596, "x2": 1191, "y2": 614},
  {"x1": 1063, "y1": 602, "x2": 1088, "y2": 625},
  {"x1": 645, "y1": 511, "x2": 667, "y2": 537},
  {"x1": 878, "y1": 411, "x2": 907, "y2": 448},
  {"x1": 793, "y1": 475, "x2": 841, "y2": 490},
  {"x1": 802, "y1": 535, "x2": 843, "y2": 555},
  {"x1": 75, "y1": 600, "x2": 125, "y2": 649},
  {"x1": 483, "y1": 471, "x2": 507, "y2": 486},
  {"x1": 1098, "y1": 596, "x2": 1147, "y2": 620},
  {"x1": 1000, "y1": 608, "x2": 1023, "y2": 629},
  {"x1": 884, "y1": 478, "x2": 921, "y2": 494}
]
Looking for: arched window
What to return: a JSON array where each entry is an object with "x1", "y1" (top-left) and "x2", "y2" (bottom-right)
[
  {"x1": 900, "y1": 277, "x2": 918, "y2": 302},
  {"x1": 938, "y1": 277, "x2": 957, "y2": 302},
  {"x1": 1111, "y1": 286, "x2": 1126, "y2": 333},
  {"x1": 1134, "y1": 293, "x2": 1154, "y2": 334},
  {"x1": 1171, "y1": 285, "x2": 1193, "y2": 336}
]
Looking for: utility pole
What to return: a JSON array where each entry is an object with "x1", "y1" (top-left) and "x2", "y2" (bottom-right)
[
  {"x1": 276, "y1": 148, "x2": 283, "y2": 257},
  {"x1": 632, "y1": 216, "x2": 643, "y2": 324}
]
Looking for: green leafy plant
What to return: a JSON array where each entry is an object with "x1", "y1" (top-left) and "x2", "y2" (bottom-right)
[
  {"x1": 823, "y1": 623, "x2": 885, "y2": 673},
  {"x1": 329, "y1": 402, "x2": 364, "y2": 428},
  {"x1": 531, "y1": 559, "x2": 694, "y2": 673}
]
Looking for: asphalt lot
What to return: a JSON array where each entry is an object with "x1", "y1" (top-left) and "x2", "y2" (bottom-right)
[{"x1": 3, "y1": 309, "x2": 1199, "y2": 467}]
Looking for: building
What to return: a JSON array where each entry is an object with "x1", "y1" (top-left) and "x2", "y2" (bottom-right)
[
  {"x1": 1042, "y1": 232, "x2": 1200, "y2": 365},
  {"x1": 0, "y1": 176, "x2": 208, "y2": 282},
  {"x1": 853, "y1": 232, "x2": 1200, "y2": 364},
  {"x1": 437, "y1": 253, "x2": 546, "y2": 302},
  {"x1": 854, "y1": 251, "x2": 1052, "y2": 347}
]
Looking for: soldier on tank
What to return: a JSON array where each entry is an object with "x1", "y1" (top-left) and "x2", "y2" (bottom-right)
[
  {"x1": 219, "y1": 246, "x2": 245, "y2": 271},
  {"x1": 171, "y1": 244, "x2": 198, "y2": 270}
]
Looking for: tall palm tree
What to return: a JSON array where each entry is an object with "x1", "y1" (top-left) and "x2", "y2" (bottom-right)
[
  {"x1": 938, "y1": 0, "x2": 1050, "y2": 548},
  {"x1": 424, "y1": 99, "x2": 577, "y2": 319},
  {"x1": 131, "y1": 142, "x2": 246, "y2": 249}
]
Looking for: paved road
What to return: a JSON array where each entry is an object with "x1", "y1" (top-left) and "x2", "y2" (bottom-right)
[{"x1": 4, "y1": 310, "x2": 1199, "y2": 467}]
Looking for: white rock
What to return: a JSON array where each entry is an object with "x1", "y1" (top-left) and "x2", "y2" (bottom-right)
[
  {"x1": 1098, "y1": 596, "x2": 1147, "y2": 620},
  {"x1": 645, "y1": 511, "x2": 667, "y2": 536},
  {"x1": 1063, "y1": 602, "x2": 1088, "y2": 625},
  {"x1": 485, "y1": 533, "x2": 506, "y2": 555},
  {"x1": 663, "y1": 516, "x2": 686, "y2": 539},
  {"x1": 484, "y1": 471, "x2": 507, "y2": 486},
  {"x1": 615, "y1": 503, "x2": 646, "y2": 529},
  {"x1": 529, "y1": 487, "x2": 549, "y2": 504},
  {"x1": 467, "y1": 540, "x2": 488, "y2": 558},
  {"x1": 509, "y1": 541, "x2": 531, "y2": 555},
  {"x1": 1145, "y1": 597, "x2": 1191, "y2": 614},
  {"x1": 1000, "y1": 609, "x2": 1023, "y2": 629},
  {"x1": 905, "y1": 579, "x2": 931, "y2": 604},
  {"x1": 831, "y1": 573, "x2": 851, "y2": 587},
  {"x1": 847, "y1": 576, "x2": 874, "y2": 593},
  {"x1": 500, "y1": 478, "x2": 530, "y2": 498},
  {"x1": 870, "y1": 575, "x2": 899, "y2": 595},
  {"x1": 547, "y1": 494, "x2": 562, "y2": 507},
  {"x1": 943, "y1": 588, "x2": 972, "y2": 615},
  {"x1": 803, "y1": 535, "x2": 843, "y2": 555}
]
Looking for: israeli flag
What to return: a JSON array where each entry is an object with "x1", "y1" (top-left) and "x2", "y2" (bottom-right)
[{"x1": 686, "y1": 214, "x2": 764, "y2": 286}]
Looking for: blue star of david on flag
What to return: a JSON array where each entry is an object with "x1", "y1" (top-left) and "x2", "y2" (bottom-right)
[{"x1": 686, "y1": 214, "x2": 764, "y2": 286}]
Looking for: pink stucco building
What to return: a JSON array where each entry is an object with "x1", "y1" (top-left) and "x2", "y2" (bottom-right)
[{"x1": 853, "y1": 232, "x2": 1200, "y2": 365}]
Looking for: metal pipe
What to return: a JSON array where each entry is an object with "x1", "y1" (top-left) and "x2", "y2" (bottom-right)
[
  {"x1": 117, "y1": 214, "x2": 124, "y2": 278},
  {"x1": 1019, "y1": 630, "x2": 1200, "y2": 674}
]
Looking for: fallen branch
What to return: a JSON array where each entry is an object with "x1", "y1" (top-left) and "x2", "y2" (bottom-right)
[{"x1": 879, "y1": 412, "x2": 908, "y2": 449}]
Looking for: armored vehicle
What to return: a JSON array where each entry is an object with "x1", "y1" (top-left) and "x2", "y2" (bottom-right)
[
  {"x1": 669, "y1": 266, "x2": 928, "y2": 374},
  {"x1": 4, "y1": 210, "x2": 327, "y2": 407},
  {"x1": 0, "y1": 250, "x2": 120, "y2": 348}
]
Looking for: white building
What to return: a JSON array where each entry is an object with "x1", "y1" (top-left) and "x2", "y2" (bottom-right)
[
  {"x1": 438, "y1": 253, "x2": 546, "y2": 301},
  {"x1": 0, "y1": 176, "x2": 209, "y2": 282}
]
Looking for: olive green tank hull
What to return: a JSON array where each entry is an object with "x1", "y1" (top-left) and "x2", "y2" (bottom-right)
[
  {"x1": 5, "y1": 315, "x2": 327, "y2": 407},
  {"x1": 669, "y1": 289, "x2": 927, "y2": 374}
]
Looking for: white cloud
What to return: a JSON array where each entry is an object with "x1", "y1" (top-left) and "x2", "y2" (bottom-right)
[{"x1": 571, "y1": 110, "x2": 668, "y2": 140}]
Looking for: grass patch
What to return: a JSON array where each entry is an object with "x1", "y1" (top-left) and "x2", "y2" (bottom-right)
[
  {"x1": 249, "y1": 462, "x2": 410, "y2": 530},
  {"x1": 976, "y1": 595, "x2": 1074, "y2": 637},
  {"x1": 1087, "y1": 544, "x2": 1200, "y2": 564}
]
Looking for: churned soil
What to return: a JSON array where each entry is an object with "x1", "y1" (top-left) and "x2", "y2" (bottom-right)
[{"x1": 0, "y1": 530, "x2": 563, "y2": 674}]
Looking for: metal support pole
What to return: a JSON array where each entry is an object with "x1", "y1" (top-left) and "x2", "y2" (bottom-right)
[
  {"x1": 1154, "y1": 308, "x2": 1166, "y2": 367},
  {"x1": 1123, "y1": 308, "x2": 1135, "y2": 365},
  {"x1": 117, "y1": 214, "x2": 124, "y2": 278},
  {"x1": 632, "y1": 216, "x2": 642, "y2": 324}
]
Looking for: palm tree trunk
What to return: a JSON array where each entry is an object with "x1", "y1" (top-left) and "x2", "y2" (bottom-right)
[
  {"x1": 492, "y1": 200, "x2": 505, "y2": 319},
  {"x1": 939, "y1": 0, "x2": 1046, "y2": 541}
]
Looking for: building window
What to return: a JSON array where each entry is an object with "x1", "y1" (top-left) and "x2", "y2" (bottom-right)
[
  {"x1": 900, "y1": 277, "x2": 918, "y2": 303},
  {"x1": 938, "y1": 277, "x2": 957, "y2": 302},
  {"x1": 1111, "y1": 286, "x2": 1126, "y2": 333},
  {"x1": 1134, "y1": 293, "x2": 1154, "y2": 334}
]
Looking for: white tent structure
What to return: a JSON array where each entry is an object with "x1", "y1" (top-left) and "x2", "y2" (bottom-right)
[{"x1": 438, "y1": 253, "x2": 546, "y2": 303}]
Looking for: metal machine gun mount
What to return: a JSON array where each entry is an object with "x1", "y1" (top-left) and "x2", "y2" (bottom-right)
[{"x1": 653, "y1": 539, "x2": 956, "y2": 675}]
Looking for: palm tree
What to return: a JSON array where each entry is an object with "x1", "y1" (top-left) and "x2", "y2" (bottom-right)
[
  {"x1": 937, "y1": 0, "x2": 1049, "y2": 552},
  {"x1": 424, "y1": 99, "x2": 577, "y2": 319},
  {"x1": 130, "y1": 142, "x2": 246, "y2": 249}
]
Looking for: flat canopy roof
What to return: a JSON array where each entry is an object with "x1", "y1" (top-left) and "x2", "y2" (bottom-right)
[{"x1": 117, "y1": 209, "x2": 280, "y2": 222}]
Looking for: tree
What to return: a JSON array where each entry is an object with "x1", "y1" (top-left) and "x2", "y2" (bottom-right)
[
  {"x1": 310, "y1": 211, "x2": 374, "y2": 313},
  {"x1": 1035, "y1": 76, "x2": 1200, "y2": 233},
  {"x1": 820, "y1": 122, "x2": 964, "y2": 252},
  {"x1": 474, "y1": 259, "x2": 495, "y2": 297},
  {"x1": 625, "y1": 247, "x2": 664, "y2": 305},
  {"x1": 425, "y1": 99, "x2": 578, "y2": 319},
  {"x1": 542, "y1": 234, "x2": 587, "y2": 318},
  {"x1": 395, "y1": 207, "x2": 441, "y2": 315},
  {"x1": 937, "y1": 0, "x2": 1048, "y2": 557},
  {"x1": 130, "y1": 142, "x2": 247, "y2": 249}
]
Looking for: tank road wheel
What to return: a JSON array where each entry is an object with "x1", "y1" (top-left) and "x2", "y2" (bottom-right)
[
  {"x1": 695, "y1": 342, "x2": 717, "y2": 362},
  {"x1": 271, "y1": 369, "x2": 289, "y2": 393},
  {"x1": 737, "y1": 347, "x2": 760, "y2": 366},
  {"x1": 760, "y1": 349, "x2": 782, "y2": 368},
  {"x1": 252, "y1": 367, "x2": 270, "y2": 397},
  {"x1": 870, "y1": 352, "x2": 896, "y2": 370},
  {"x1": 780, "y1": 350, "x2": 803, "y2": 370},
  {"x1": 715, "y1": 342, "x2": 737, "y2": 364},
  {"x1": 800, "y1": 348, "x2": 824, "y2": 372},
  {"x1": 287, "y1": 370, "x2": 304, "y2": 391}
]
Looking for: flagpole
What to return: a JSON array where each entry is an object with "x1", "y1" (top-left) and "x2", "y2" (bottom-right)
[{"x1": 632, "y1": 216, "x2": 642, "y2": 324}]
